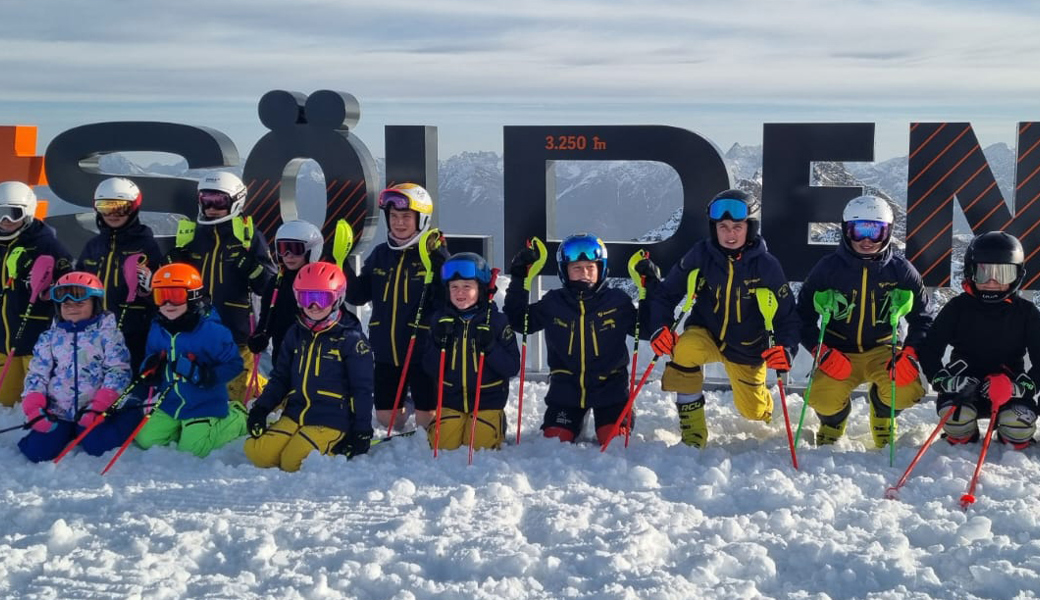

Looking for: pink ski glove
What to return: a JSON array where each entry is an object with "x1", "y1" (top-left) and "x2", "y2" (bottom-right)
[
  {"x1": 79, "y1": 388, "x2": 119, "y2": 428},
  {"x1": 22, "y1": 392, "x2": 54, "y2": 433}
]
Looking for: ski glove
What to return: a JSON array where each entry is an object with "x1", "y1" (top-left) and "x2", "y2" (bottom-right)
[
  {"x1": 173, "y1": 353, "x2": 215, "y2": 387},
  {"x1": 814, "y1": 344, "x2": 852, "y2": 381},
  {"x1": 474, "y1": 323, "x2": 495, "y2": 353},
  {"x1": 930, "y1": 359, "x2": 978, "y2": 396},
  {"x1": 5, "y1": 248, "x2": 34, "y2": 287},
  {"x1": 650, "y1": 326, "x2": 678, "y2": 357},
  {"x1": 432, "y1": 316, "x2": 455, "y2": 350},
  {"x1": 761, "y1": 346, "x2": 792, "y2": 373},
  {"x1": 247, "y1": 333, "x2": 270, "y2": 355},
  {"x1": 79, "y1": 387, "x2": 119, "y2": 428},
  {"x1": 981, "y1": 372, "x2": 1036, "y2": 402},
  {"x1": 887, "y1": 346, "x2": 921, "y2": 387},
  {"x1": 140, "y1": 352, "x2": 167, "y2": 385},
  {"x1": 509, "y1": 247, "x2": 539, "y2": 279},
  {"x1": 633, "y1": 258, "x2": 662, "y2": 284},
  {"x1": 137, "y1": 264, "x2": 153, "y2": 294},
  {"x1": 22, "y1": 392, "x2": 55, "y2": 433},
  {"x1": 335, "y1": 429, "x2": 373, "y2": 458},
  {"x1": 247, "y1": 405, "x2": 271, "y2": 438}
]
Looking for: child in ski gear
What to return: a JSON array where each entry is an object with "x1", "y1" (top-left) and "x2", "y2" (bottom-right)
[
  {"x1": 134, "y1": 263, "x2": 247, "y2": 458},
  {"x1": 918, "y1": 231, "x2": 1040, "y2": 448},
  {"x1": 505, "y1": 233, "x2": 652, "y2": 446},
  {"x1": 78, "y1": 177, "x2": 163, "y2": 372},
  {"x1": 247, "y1": 220, "x2": 324, "y2": 369},
  {"x1": 796, "y1": 195, "x2": 932, "y2": 448},
  {"x1": 244, "y1": 262, "x2": 374, "y2": 471},
  {"x1": 0, "y1": 181, "x2": 74, "y2": 406},
  {"x1": 344, "y1": 183, "x2": 448, "y2": 432},
  {"x1": 423, "y1": 253, "x2": 519, "y2": 451},
  {"x1": 648, "y1": 189, "x2": 799, "y2": 448},
  {"x1": 165, "y1": 172, "x2": 276, "y2": 402},
  {"x1": 17, "y1": 272, "x2": 135, "y2": 462}
]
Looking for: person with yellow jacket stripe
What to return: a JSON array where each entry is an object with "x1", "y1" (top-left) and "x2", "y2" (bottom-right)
[
  {"x1": 648, "y1": 189, "x2": 800, "y2": 448},
  {"x1": 245, "y1": 262, "x2": 374, "y2": 472}
]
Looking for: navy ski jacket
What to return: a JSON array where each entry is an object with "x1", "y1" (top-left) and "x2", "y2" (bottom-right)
[
  {"x1": 649, "y1": 237, "x2": 799, "y2": 365},
  {"x1": 797, "y1": 244, "x2": 932, "y2": 355},
  {"x1": 0, "y1": 220, "x2": 73, "y2": 356},
  {"x1": 255, "y1": 268, "x2": 300, "y2": 367},
  {"x1": 253, "y1": 310, "x2": 375, "y2": 434}
]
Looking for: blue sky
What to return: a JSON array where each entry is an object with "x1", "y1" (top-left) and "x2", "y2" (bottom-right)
[{"x1": 3, "y1": 0, "x2": 1038, "y2": 162}]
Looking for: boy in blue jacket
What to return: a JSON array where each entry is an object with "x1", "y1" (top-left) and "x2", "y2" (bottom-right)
[
  {"x1": 135, "y1": 263, "x2": 247, "y2": 458},
  {"x1": 796, "y1": 195, "x2": 932, "y2": 447},
  {"x1": 648, "y1": 189, "x2": 799, "y2": 448},
  {"x1": 424, "y1": 253, "x2": 520, "y2": 451},
  {"x1": 245, "y1": 262, "x2": 375, "y2": 471},
  {"x1": 505, "y1": 233, "x2": 654, "y2": 446}
]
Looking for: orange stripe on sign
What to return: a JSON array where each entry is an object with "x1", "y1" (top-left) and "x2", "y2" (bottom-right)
[
  {"x1": 334, "y1": 181, "x2": 366, "y2": 224},
  {"x1": 962, "y1": 180, "x2": 998, "y2": 214},
  {"x1": 1020, "y1": 123, "x2": 1032, "y2": 135},
  {"x1": 1016, "y1": 162, "x2": 1040, "y2": 191},
  {"x1": 1022, "y1": 270, "x2": 1040, "y2": 290},
  {"x1": 972, "y1": 199, "x2": 1008, "y2": 231},
  {"x1": 908, "y1": 126, "x2": 971, "y2": 188},
  {"x1": 909, "y1": 144, "x2": 979, "y2": 213},
  {"x1": 908, "y1": 123, "x2": 944, "y2": 161},
  {"x1": 909, "y1": 222, "x2": 952, "y2": 262},
  {"x1": 1018, "y1": 137, "x2": 1040, "y2": 165},
  {"x1": 1009, "y1": 192, "x2": 1040, "y2": 236},
  {"x1": 254, "y1": 181, "x2": 283, "y2": 228},
  {"x1": 322, "y1": 181, "x2": 355, "y2": 229},
  {"x1": 920, "y1": 247, "x2": 953, "y2": 279},
  {"x1": 907, "y1": 196, "x2": 952, "y2": 239}
]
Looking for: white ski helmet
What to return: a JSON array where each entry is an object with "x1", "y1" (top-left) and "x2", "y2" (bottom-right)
[
  {"x1": 197, "y1": 171, "x2": 247, "y2": 225},
  {"x1": 378, "y1": 183, "x2": 433, "y2": 249},
  {"x1": 275, "y1": 219, "x2": 324, "y2": 263},
  {"x1": 841, "y1": 195, "x2": 895, "y2": 256},
  {"x1": 0, "y1": 181, "x2": 37, "y2": 240},
  {"x1": 94, "y1": 177, "x2": 142, "y2": 213}
]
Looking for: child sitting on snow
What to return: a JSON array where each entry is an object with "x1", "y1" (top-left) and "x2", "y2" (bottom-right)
[
  {"x1": 244, "y1": 261, "x2": 374, "y2": 471},
  {"x1": 134, "y1": 263, "x2": 248, "y2": 458},
  {"x1": 18, "y1": 272, "x2": 134, "y2": 462}
]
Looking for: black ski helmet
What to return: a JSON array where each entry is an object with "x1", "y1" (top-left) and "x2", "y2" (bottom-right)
[
  {"x1": 707, "y1": 189, "x2": 760, "y2": 251},
  {"x1": 963, "y1": 231, "x2": 1025, "y2": 303}
]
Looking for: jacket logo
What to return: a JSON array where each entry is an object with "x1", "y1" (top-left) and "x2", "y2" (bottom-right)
[{"x1": 355, "y1": 339, "x2": 371, "y2": 355}]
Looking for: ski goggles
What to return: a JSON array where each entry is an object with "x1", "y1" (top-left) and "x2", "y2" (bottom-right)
[
  {"x1": 973, "y1": 263, "x2": 1019, "y2": 285},
  {"x1": 0, "y1": 205, "x2": 28, "y2": 224},
  {"x1": 198, "y1": 190, "x2": 234, "y2": 211},
  {"x1": 559, "y1": 236, "x2": 605, "y2": 262},
  {"x1": 707, "y1": 198, "x2": 750, "y2": 221},
  {"x1": 94, "y1": 199, "x2": 135, "y2": 217},
  {"x1": 378, "y1": 191, "x2": 411, "y2": 211},
  {"x1": 153, "y1": 287, "x2": 191, "y2": 306},
  {"x1": 295, "y1": 289, "x2": 337, "y2": 310},
  {"x1": 50, "y1": 284, "x2": 103, "y2": 304},
  {"x1": 845, "y1": 220, "x2": 891, "y2": 243},
  {"x1": 442, "y1": 258, "x2": 489, "y2": 283},
  {"x1": 276, "y1": 240, "x2": 307, "y2": 257}
]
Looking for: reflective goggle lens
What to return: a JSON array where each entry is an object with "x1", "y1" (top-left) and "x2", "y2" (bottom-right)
[
  {"x1": 198, "y1": 190, "x2": 233, "y2": 210},
  {"x1": 296, "y1": 290, "x2": 336, "y2": 309},
  {"x1": 707, "y1": 198, "x2": 750, "y2": 221},
  {"x1": 974, "y1": 263, "x2": 1019, "y2": 285},
  {"x1": 50, "y1": 285, "x2": 100, "y2": 303},
  {"x1": 560, "y1": 237, "x2": 605, "y2": 262},
  {"x1": 442, "y1": 259, "x2": 482, "y2": 282},
  {"x1": 94, "y1": 199, "x2": 134, "y2": 216},
  {"x1": 845, "y1": 220, "x2": 890, "y2": 243},
  {"x1": 276, "y1": 240, "x2": 307, "y2": 257},
  {"x1": 153, "y1": 287, "x2": 189, "y2": 306},
  {"x1": 378, "y1": 191, "x2": 411, "y2": 210},
  {"x1": 0, "y1": 205, "x2": 26, "y2": 224}
]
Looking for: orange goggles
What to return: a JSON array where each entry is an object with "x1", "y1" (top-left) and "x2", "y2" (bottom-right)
[
  {"x1": 153, "y1": 287, "x2": 190, "y2": 306},
  {"x1": 94, "y1": 199, "x2": 135, "y2": 217}
]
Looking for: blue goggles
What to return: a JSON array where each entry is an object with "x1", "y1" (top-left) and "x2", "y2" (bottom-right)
[
  {"x1": 442, "y1": 258, "x2": 490, "y2": 284},
  {"x1": 708, "y1": 198, "x2": 750, "y2": 221},
  {"x1": 559, "y1": 236, "x2": 606, "y2": 262},
  {"x1": 51, "y1": 285, "x2": 103, "y2": 304},
  {"x1": 845, "y1": 220, "x2": 891, "y2": 243}
]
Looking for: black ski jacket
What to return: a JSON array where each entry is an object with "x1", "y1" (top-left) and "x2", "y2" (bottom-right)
[{"x1": 0, "y1": 220, "x2": 73, "y2": 356}]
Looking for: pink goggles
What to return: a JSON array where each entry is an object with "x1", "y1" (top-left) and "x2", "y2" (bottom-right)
[{"x1": 295, "y1": 289, "x2": 337, "y2": 310}]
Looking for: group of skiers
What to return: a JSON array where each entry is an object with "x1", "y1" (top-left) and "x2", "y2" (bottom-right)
[{"x1": 0, "y1": 172, "x2": 1036, "y2": 473}]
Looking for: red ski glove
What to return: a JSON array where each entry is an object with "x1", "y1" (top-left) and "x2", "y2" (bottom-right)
[
  {"x1": 887, "y1": 346, "x2": 921, "y2": 387},
  {"x1": 814, "y1": 344, "x2": 852, "y2": 381},
  {"x1": 761, "y1": 346, "x2": 792, "y2": 372},
  {"x1": 22, "y1": 392, "x2": 55, "y2": 433},
  {"x1": 650, "y1": 326, "x2": 678, "y2": 357},
  {"x1": 79, "y1": 387, "x2": 120, "y2": 428}
]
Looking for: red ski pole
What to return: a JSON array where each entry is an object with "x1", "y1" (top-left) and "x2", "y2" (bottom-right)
[
  {"x1": 960, "y1": 373, "x2": 1013, "y2": 509},
  {"x1": 467, "y1": 269, "x2": 499, "y2": 465},
  {"x1": 101, "y1": 384, "x2": 170, "y2": 475},
  {"x1": 883, "y1": 405, "x2": 957, "y2": 499},
  {"x1": 433, "y1": 347, "x2": 446, "y2": 457},
  {"x1": 54, "y1": 374, "x2": 151, "y2": 464},
  {"x1": 514, "y1": 236, "x2": 546, "y2": 445}
]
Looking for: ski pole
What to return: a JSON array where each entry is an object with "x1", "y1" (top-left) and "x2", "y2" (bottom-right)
[
  {"x1": 332, "y1": 219, "x2": 354, "y2": 271},
  {"x1": 467, "y1": 269, "x2": 499, "y2": 465},
  {"x1": 0, "y1": 255, "x2": 55, "y2": 393},
  {"x1": 515, "y1": 236, "x2": 546, "y2": 445},
  {"x1": 887, "y1": 288, "x2": 915, "y2": 467},
  {"x1": 244, "y1": 268, "x2": 283, "y2": 403},
  {"x1": 101, "y1": 384, "x2": 173, "y2": 475},
  {"x1": 601, "y1": 267, "x2": 700, "y2": 452},
  {"x1": 117, "y1": 253, "x2": 146, "y2": 330},
  {"x1": 884, "y1": 405, "x2": 957, "y2": 500},
  {"x1": 793, "y1": 289, "x2": 839, "y2": 448},
  {"x1": 754, "y1": 288, "x2": 797, "y2": 470},
  {"x1": 625, "y1": 249, "x2": 650, "y2": 448},
  {"x1": 0, "y1": 414, "x2": 46, "y2": 435},
  {"x1": 433, "y1": 346, "x2": 447, "y2": 457},
  {"x1": 386, "y1": 229, "x2": 443, "y2": 438},
  {"x1": 960, "y1": 373, "x2": 1013, "y2": 509}
]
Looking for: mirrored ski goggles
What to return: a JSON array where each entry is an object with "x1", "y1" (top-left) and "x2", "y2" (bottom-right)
[
  {"x1": 94, "y1": 199, "x2": 135, "y2": 217},
  {"x1": 845, "y1": 220, "x2": 891, "y2": 243},
  {"x1": 441, "y1": 259, "x2": 488, "y2": 283},
  {"x1": 707, "y1": 198, "x2": 750, "y2": 221},
  {"x1": 295, "y1": 290, "x2": 337, "y2": 309},
  {"x1": 153, "y1": 287, "x2": 190, "y2": 306},
  {"x1": 559, "y1": 237, "x2": 605, "y2": 262},
  {"x1": 198, "y1": 190, "x2": 233, "y2": 211},
  {"x1": 378, "y1": 191, "x2": 411, "y2": 211},
  {"x1": 973, "y1": 263, "x2": 1019, "y2": 285},
  {"x1": 50, "y1": 284, "x2": 102, "y2": 304},
  {"x1": 0, "y1": 205, "x2": 27, "y2": 224},
  {"x1": 276, "y1": 240, "x2": 307, "y2": 257}
]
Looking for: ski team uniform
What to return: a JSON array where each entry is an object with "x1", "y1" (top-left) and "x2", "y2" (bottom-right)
[
  {"x1": 18, "y1": 312, "x2": 135, "y2": 461},
  {"x1": 134, "y1": 310, "x2": 247, "y2": 457},
  {"x1": 167, "y1": 218, "x2": 276, "y2": 400},
  {"x1": 245, "y1": 310, "x2": 374, "y2": 471},
  {"x1": 345, "y1": 243, "x2": 439, "y2": 413},
  {"x1": 254, "y1": 269, "x2": 300, "y2": 368},
  {"x1": 797, "y1": 243, "x2": 932, "y2": 430},
  {"x1": 78, "y1": 214, "x2": 163, "y2": 371},
  {"x1": 651, "y1": 237, "x2": 799, "y2": 422},
  {"x1": 422, "y1": 303, "x2": 520, "y2": 450},
  {"x1": 0, "y1": 220, "x2": 73, "y2": 406}
]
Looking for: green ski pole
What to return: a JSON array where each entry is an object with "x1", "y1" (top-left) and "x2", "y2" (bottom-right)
[
  {"x1": 887, "y1": 288, "x2": 914, "y2": 467},
  {"x1": 794, "y1": 289, "x2": 839, "y2": 448}
]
